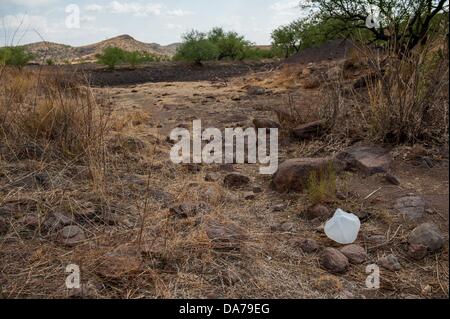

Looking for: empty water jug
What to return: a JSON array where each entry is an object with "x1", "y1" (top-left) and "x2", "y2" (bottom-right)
[{"x1": 324, "y1": 209, "x2": 361, "y2": 244}]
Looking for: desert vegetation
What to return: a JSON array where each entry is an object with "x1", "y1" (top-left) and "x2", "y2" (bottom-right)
[{"x1": 0, "y1": 0, "x2": 449, "y2": 300}]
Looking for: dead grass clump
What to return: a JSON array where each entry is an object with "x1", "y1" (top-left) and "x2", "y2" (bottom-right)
[
  {"x1": 306, "y1": 163, "x2": 337, "y2": 205},
  {"x1": 0, "y1": 67, "x2": 109, "y2": 163}
]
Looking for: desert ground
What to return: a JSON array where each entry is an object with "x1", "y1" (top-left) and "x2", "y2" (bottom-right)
[{"x1": 0, "y1": 43, "x2": 448, "y2": 299}]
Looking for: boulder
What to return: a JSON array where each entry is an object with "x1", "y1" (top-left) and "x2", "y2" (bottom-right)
[
  {"x1": 293, "y1": 120, "x2": 326, "y2": 140},
  {"x1": 321, "y1": 248, "x2": 349, "y2": 273},
  {"x1": 96, "y1": 245, "x2": 142, "y2": 279},
  {"x1": 408, "y1": 223, "x2": 444, "y2": 253},
  {"x1": 339, "y1": 244, "x2": 367, "y2": 264},
  {"x1": 336, "y1": 145, "x2": 392, "y2": 175},
  {"x1": 272, "y1": 158, "x2": 339, "y2": 193}
]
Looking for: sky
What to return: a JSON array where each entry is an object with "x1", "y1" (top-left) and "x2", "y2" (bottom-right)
[{"x1": 0, "y1": 0, "x2": 312, "y2": 46}]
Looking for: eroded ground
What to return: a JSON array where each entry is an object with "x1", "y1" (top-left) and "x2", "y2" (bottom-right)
[{"x1": 0, "y1": 59, "x2": 448, "y2": 299}]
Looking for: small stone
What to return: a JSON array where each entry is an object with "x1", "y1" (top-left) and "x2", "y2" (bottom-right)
[
  {"x1": 170, "y1": 202, "x2": 210, "y2": 219},
  {"x1": 339, "y1": 244, "x2": 367, "y2": 264},
  {"x1": 271, "y1": 222, "x2": 295, "y2": 232},
  {"x1": 385, "y1": 173, "x2": 401, "y2": 186},
  {"x1": 408, "y1": 243, "x2": 428, "y2": 260},
  {"x1": 304, "y1": 204, "x2": 330, "y2": 221},
  {"x1": 271, "y1": 204, "x2": 286, "y2": 212},
  {"x1": 58, "y1": 225, "x2": 86, "y2": 246},
  {"x1": 67, "y1": 281, "x2": 99, "y2": 299},
  {"x1": 394, "y1": 196, "x2": 426, "y2": 220},
  {"x1": 224, "y1": 173, "x2": 250, "y2": 189},
  {"x1": 364, "y1": 234, "x2": 386, "y2": 245},
  {"x1": 321, "y1": 248, "x2": 349, "y2": 273},
  {"x1": 205, "y1": 173, "x2": 220, "y2": 182},
  {"x1": 296, "y1": 238, "x2": 320, "y2": 253},
  {"x1": 379, "y1": 254, "x2": 402, "y2": 271},
  {"x1": 20, "y1": 215, "x2": 39, "y2": 229},
  {"x1": 96, "y1": 245, "x2": 142, "y2": 279},
  {"x1": 408, "y1": 223, "x2": 444, "y2": 253},
  {"x1": 252, "y1": 186, "x2": 263, "y2": 193},
  {"x1": 204, "y1": 218, "x2": 248, "y2": 250},
  {"x1": 244, "y1": 192, "x2": 256, "y2": 200},
  {"x1": 44, "y1": 212, "x2": 74, "y2": 232},
  {"x1": 247, "y1": 86, "x2": 266, "y2": 95}
]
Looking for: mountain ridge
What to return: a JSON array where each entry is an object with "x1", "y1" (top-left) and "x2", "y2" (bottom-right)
[{"x1": 20, "y1": 34, "x2": 180, "y2": 64}]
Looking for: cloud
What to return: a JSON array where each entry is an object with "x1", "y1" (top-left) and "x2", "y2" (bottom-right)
[
  {"x1": 84, "y1": 4, "x2": 103, "y2": 12},
  {"x1": 108, "y1": 1, "x2": 163, "y2": 16},
  {"x1": 269, "y1": 0, "x2": 301, "y2": 16},
  {"x1": 166, "y1": 23, "x2": 183, "y2": 30},
  {"x1": 2, "y1": 0, "x2": 57, "y2": 6},
  {"x1": 1, "y1": 14, "x2": 48, "y2": 30},
  {"x1": 165, "y1": 9, "x2": 193, "y2": 17}
]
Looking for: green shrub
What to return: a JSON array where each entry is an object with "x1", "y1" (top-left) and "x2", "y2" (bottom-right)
[
  {"x1": 208, "y1": 27, "x2": 250, "y2": 60},
  {"x1": 96, "y1": 47, "x2": 126, "y2": 69},
  {"x1": 0, "y1": 46, "x2": 33, "y2": 68},
  {"x1": 46, "y1": 59, "x2": 55, "y2": 66},
  {"x1": 173, "y1": 31, "x2": 220, "y2": 64}
]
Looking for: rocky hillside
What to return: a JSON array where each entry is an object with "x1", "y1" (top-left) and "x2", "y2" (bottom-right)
[{"x1": 22, "y1": 35, "x2": 179, "y2": 64}]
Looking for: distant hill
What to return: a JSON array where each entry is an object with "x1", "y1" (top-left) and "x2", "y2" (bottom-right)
[{"x1": 21, "y1": 34, "x2": 180, "y2": 64}]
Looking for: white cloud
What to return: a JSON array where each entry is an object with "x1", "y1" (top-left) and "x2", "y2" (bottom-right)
[
  {"x1": 1, "y1": 14, "x2": 48, "y2": 30},
  {"x1": 109, "y1": 1, "x2": 163, "y2": 16},
  {"x1": 84, "y1": 4, "x2": 103, "y2": 12},
  {"x1": 166, "y1": 23, "x2": 183, "y2": 30},
  {"x1": 166, "y1": 9, "x2": 193, "y2": 17},
  {"x1": 80, "y1": 16, "x2": 97, "y2": 23},
  {"x1": 2, "y1": 0, "x2": 57, "y2": 6}
]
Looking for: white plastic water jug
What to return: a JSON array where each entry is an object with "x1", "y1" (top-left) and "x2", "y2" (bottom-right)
[{"x1": 324, "y1": 209, "x2": 361, "y2": 244}]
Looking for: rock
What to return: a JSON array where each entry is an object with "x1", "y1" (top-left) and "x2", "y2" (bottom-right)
[
  {"x1": 44, "y1": 212, "x2": 74, "y2": 232},
  {"x1": 0, "y1": 216, "x2": 8, "y2": 235},
  {"x1": 205, "y1": 172, "x2": 220, "y2": 182},
  {"x1": 296, "y1": 238, "x2": 320, "y2": 253},
  {"x1": 385, "y1": 173, "x2": 401, "y2": 186},
  {"x1": 272, "y1": 158, "x2": 339, "y2": 193},
  {"x1": 247, "y1": 86, "x2": 266, "y2": 95},
  {"x1": 379, "y1": 254, "x2": 402, "y2": 271},
  {"x1": 204, "y1": 218, "x2": 248, "y2": 250},
  {"x1": 224, "y1": 173, "x2": 250, "y2": 189},
  {"x1": 394, "y1": 196, "x2": 426, "y2": 220},
  {"x1": 109, "y1": 135, "x2": 146, "y2": 153},
  {"x1": 408, "y1": 243, "x2": 428, "y2": 260},
  {"x1": 96, "y1": 245, "x2": 142, "y2": 279},
  {"x1": 243, "y1": 192, "x2": 256, "y2": 200},
  {"x1": 408, "y1": 223, "x2": 444, "y2": 253},
  {"x1": 339, "y1": 244, "x2": 367, "y2": 264},
  {"x1": 149, "y1": 188, "x2": 173, "y2": 208},
  {"x1": 252, "y1": 186, "x2": 263, "y2": 193},
  {"x1": 304, "y1": 204, "x2": 330, "y2": 221},
  {"x1": 321, "y1": 248, "x2": 349, "y2": 273},
  {"x1": 271, "y1": 204, "x2": 286, "y2": 212},
  {"x1": 58, "y1": 225, "x2": 86, "y2": 246},
  {"x1": 252, "y1": 118, "x2": 281, "y2": 130},
  {"x1": 271, "y1": 222, "x2": 295, "y2": 232},
  {"x1": 293, "y1": 120, "x2": 326, "y2": 140},
  {"x1": 336, "y1": 145, "x2": 391, "y2": 175},
  {"x1": 170, "y1": 202, "x2": 210, "y2": 219},
  {"x1": 231, "y1": 95, "x2": 241, "y2": 101}
]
